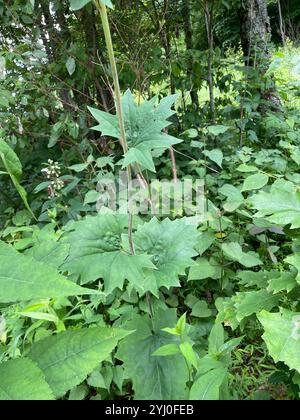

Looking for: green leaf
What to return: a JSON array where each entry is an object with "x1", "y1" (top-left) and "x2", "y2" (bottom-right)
[
  {"x1": 68, "y1": 163, "x2": 89, "y2": 172},
  {"x1": 0, "y1": 241, "x2": 98, "y2": 303},
  {"x1": 84, "y1": 190, "x2": 100, "y2": 205},
  {"x1": 25, "y1": 241, "x2": 69, "y2": 269},
  {"x1": 122, "y1": 148, "x2": 156, "y2": 172},
  {"x1": 234, "y1": 290, "x2": 279, "y2": 321},
  {"x1": 250, "y1": 181, "x2": 300, "y2": 228},
  {"x1": 189, "y1": 367, "x2": 227, "y2": 400},
  {"x1": 29, "y1": 327, "x2": 131, "y2": 397},
  {"x1": 207, "y1": 125, "x2": 230, "y2": 136},
  {"x1": 188, "y1": 257, "x2": 221, "y2": 280},
  {"x1": 61, "y1": 214, "x2": 156, "y2": 294},
  {"x1": 219, "y1": 184, "x2": 244, "y2": 212},
  {"x1": 258, "y1": 309, "x2": 300, "y2": 373},
  {"x1": 267, "y1": 271, "x2": 298, "y2": 293},
  {"x1": 89, "y1": 91, "x2": 181, "y2": 171},
  {"x1": 135, "y1": 217, "x2": 199, "y2": 290},
  {"x1": 203, "y1": 149, "x2": 223, "y2": 168},
  {"x1": 195, "y1": 230, "x2": 215, "y2": 255},
  {"x1": 236, "y1": 164, "x2": 258, "y2": 173},
  {"x1": 179, "y1": 341, "x2": 198, "y2": 369},
  {"x1": 221, "y1": 242, "x2": 262, "y2": 267},
  {"x1": 208, "y1": 323, "x2": 224, "y2": 354},
  {"x1": 87, "y1": 370, "x2": 106, "y2": 388},
  {"x1": 0, "y1": 358, "x2": 54, "y2": 400},
  {"x1": 66, "y1": 57, "x2": 76, "y2": 75},
  {"x1": 241, "y1": 173, "x2": 269, "y2": 192},
  {"x1": 284, "y1": 254, "x2": 300, "y2": 284},
  {"x1": 191, "y1": 300, "x2": 212, "y2": 318},
  {"x1": 69, "y1": 0, "x2": 91, "y2": 11},
  {"x1": 0, "y1": 140, "x2": 35, "y2": 218},
  {"x1": 152, "y1": 343, "x2": 180, "y2": 356},
  {"x1": 117, "y1": 309, "x2": 189, "y2": 400},
  {"x1": 0, "y1": 140, "x2": 22, "y2": 180}
]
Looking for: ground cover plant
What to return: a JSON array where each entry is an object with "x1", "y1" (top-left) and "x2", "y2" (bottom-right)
[{"x1": 0, "y1": 0, "x2": 300, "y2": 401}]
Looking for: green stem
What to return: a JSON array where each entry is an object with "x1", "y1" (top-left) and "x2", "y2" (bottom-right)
[
  {"x1": 94, "y1": 1, "x2": 154, "y2": 320},
  {"x1": 93, "y1": 0, "x2": 134, "y2": 254}
]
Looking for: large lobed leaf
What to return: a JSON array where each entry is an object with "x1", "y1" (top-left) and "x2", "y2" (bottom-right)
[
  {"x1": 134, "y1": 217, "x2": 199, "y2": 289},
  {"x1": 88, "y1": 90, "x2": 182, "y2": 171},
  {"x1": 60, "y1": 214, "x2": 155, "y2": 293},
  {"x1": 258, "y1": 309, "x2": 300, "y2": 373},
  {"x1": 116, "y1": 309, "x2": 189, "y2": 400},
  {"x1": 250, "y1": 180, "x2": 300, "y2": 228}
]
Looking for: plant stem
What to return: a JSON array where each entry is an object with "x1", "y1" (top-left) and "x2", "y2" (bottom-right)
[{"x1": 93, "y1": 0, "x2": 134, "y2": 254}]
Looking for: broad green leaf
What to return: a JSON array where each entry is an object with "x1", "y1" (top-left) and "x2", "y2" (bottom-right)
[
  {"x1": 69, "y1": 0, "x2": 91, "y2": 10},
  {"x1": 191, "y1": 300, "x2": 212, "y2": 318},
  {"x1": 284, "y1": 254, "x2": 300, "y2": 284},
  {"x1": 61, "y1": 214, "x2": 156, "y2": 294},
  {"x1": 87, "y1": 370, "x2": 106, "y2": 388},
  {"x1": 68, "y1": 163, "x2": 89, "y2": 172},
  {"x1": 208, "y1": 323, "x2": 224, "y2": 354},
  {"x1": 203, "y1": 149, "x2": 223, "y2": 168},
  {"x1": 117, "y1": 309, "x2": 189, "y2": 400},
  {"x1": 89, "y1": 91, "x2": 181, "y2": 171},
  {"x1": 0, "y1": 358, "x2": 54, "y2": 400},
  {"x1": 88, "y1": 106, "x2": 119, "y2": 137},
  {"x1": 207, "y1": 125, "x2": 230, "y2": 136},
  {"x1": 0, "y1": 140, "x2": 22, "y2": 180},
  {"x1": 258, "y1": 309, "x2": 300, "y2": 373},
  {"x1": 195, "y1": 230, "x2": 215, "y2": 255},
  {"x1": 219, "y1": 184, "x2": 244, "y2": 212},
  {"x1": 237, "y1": 270, "x2": 270, "y2": 288},
  {"x1": 241, "y1": 173, "x2": 269, "y2": 192},
  {"x1": 215, "y1": 297, "x2": 239, "y2": 330},
  {"x1": 0, "y1": 140, "x2": 35, "y2": 218},
  {"x1": 218, "y1": 336, "x2": 243, "y2": 355},
  {"x1": 84, "y1": 190, "x2": 100, "y2": 205},
  {"x1": 189, "y1": 367, "x2": 227, "y2": 400},
  {"x1": 250, "y1": 181, "x2": 300, "y2": 228},
  {"x1": 236, "y1": 164, "x2": 258, "y2": 173},
  {"x1": 179, "y1": 341, "x2": 198, "y2": 368},
  {"x1": 234, "y1": 290, "x2": 279, "y2": 321},
  {"x1": 135, "y1": 217, "x2": 199, "y2": 289},
  {"x1": 29, "y1": 327, "x2": 131, "y2": 397},
  {"x1": 66, "y1": 57, "x2": 76, "y2": 75},
  {"x1": 188, "y1": 257, "x2": 221, "y2": 280},
  {"x1": 221, "y1": 242, "x2": 262, "y2": 267},
  {"x1": 122, "y1": 148, "x2": 156, "y2": 172},
  {"x1": 0, "y1": 241, "x2": 98, "y2": 303},
  {"x1": 267, "y1": 271, "x2": 298, "y2": 293},
  {"x1": 152, "y1": 343, "x2": 180, "y2": 356},
  {"x1": 25, "y1": 241, "x2": 69, "y2": 269}
]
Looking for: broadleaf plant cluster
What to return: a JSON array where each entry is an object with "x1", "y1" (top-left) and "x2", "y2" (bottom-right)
[{"x1": 1, "y1": 0, "x2": 300, "y2": 401}]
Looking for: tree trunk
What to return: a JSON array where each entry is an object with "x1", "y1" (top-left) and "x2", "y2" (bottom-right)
[
  {"x1": 239, "y1": 0, "x2": 281, "y2": 110},
  {"x1": 204, "y1": 0, "x2": 215, "y2": 123},
  {"x1": 239, "y1": 0, "x2": 271, "y2": 72},
  {"x1": 182, "y1": 0, "x2": 199, "y2": 110}
]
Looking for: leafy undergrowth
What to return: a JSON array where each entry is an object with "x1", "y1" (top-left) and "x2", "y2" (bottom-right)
[
  {"x1": 1, "y1": 0, "x2": 300, "y2": 402},
  {"x1": 1, "y1": 86, "x2": 300, "y2": 400}
]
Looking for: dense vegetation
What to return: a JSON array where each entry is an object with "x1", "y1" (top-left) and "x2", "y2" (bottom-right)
[{"x1": 0, "y1": 0, "x2": 300, "y2": 401}]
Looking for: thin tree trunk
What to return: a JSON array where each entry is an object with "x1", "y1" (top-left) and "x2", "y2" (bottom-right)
[
  {"x1": 204, "y1": 0, "x2": 215, "y2": 124},
  {"x1": 182, "y1": 0, "x2": 199, "y2": 110}
]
